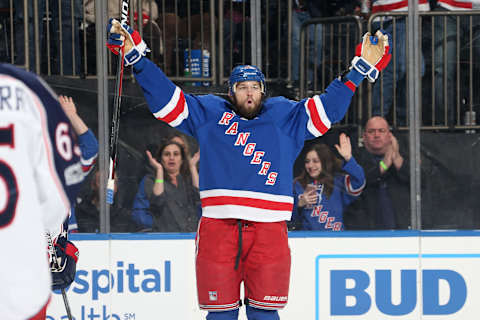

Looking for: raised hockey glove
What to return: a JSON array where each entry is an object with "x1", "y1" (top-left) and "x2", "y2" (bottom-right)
[
  {"x1": 107, "y1": 18, "x2": 150, "y2": 66},
  {"x1": 50, "y1": 239, "x2": 79, "y2": 290},
  {"x1": 350, "y1": 30, "x2": 392, "y2": 83}
]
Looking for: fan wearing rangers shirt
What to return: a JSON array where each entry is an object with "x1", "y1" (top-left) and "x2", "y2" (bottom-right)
[
  {"x1": 0, "y1": 64, "x2": 87, "y2": 320},
  {"x1": 291, "y1": 134, "x2": 365, "y2": 231},
  {"x1": 107, "y1": 19, "x2": 391, "y2": 320}
]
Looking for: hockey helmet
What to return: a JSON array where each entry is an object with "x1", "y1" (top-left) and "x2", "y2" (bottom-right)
[{"x1": 228, "y1": 65, "x2": 266, "y2": 95}]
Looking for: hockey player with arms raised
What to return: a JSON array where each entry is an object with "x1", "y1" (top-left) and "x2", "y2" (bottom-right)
[{"x1": 107, "y1": 19, "x2": 391, "y2": 320}]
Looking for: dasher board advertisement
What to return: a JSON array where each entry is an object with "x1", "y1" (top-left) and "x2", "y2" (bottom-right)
[{"x1": 46, "y1": 231, "x2": 480, "y2": 320}]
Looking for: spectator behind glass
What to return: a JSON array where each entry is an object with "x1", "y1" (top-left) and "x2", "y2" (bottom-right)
[
  {"x1": 157, "y1": 0, "x2": 213, "y2": 75},
  {"x1": 290, "y1": 1, "x2": 325, "y2": 87},
  {"x1": 131, "y1": 132, "x2": 200, "y2": 231},
  {"x1": 83, "y1": 0, "x2": 161, "y2": 72},
  {"x1": 370, "y1": 0, "x2": 429, "y2": 125},
  {"x1": 344, "y1": 116, "x2": 410, "y2": 230},
  {"x1": 74, "y1": 169, "x2": 136, "y2": 232},
  {"x1": 429, "y1": 1, "x2": 480, "y2": 126},
  {"x1": 58, "y1": 95, "x2": 98, "y2": 233},
  {"x1": 291, "y1": 133, "x2": 365, "y2": 231},
  {"x1": 141, "y1": 140, "x2": 200, "y2": 232},
  {"x1": 84, "y1": 0, "x2": 159, "y2": 24},
  {"x1": 223, "y1": 0, "x2": 251, "y2": 69},
  {"x1": 14, "y1": 0, "x2": 82, "y2": 75}
]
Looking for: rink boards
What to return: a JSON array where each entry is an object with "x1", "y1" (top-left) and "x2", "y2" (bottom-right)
[{"x1": 46, "y1": 231, "x2": 480, "y2": 320}]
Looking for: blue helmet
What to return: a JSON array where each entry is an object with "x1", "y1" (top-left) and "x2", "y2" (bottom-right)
[{"x1": 228, "y1": 65, "x2": 266, "y2": 95}]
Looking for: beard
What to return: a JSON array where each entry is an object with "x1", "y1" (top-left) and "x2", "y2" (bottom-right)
[{"x1": 231, "y1": 96, "x2": 264, "y2": 120}]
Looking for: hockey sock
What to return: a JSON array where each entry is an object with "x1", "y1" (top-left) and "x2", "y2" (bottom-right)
[
  {"x1": 206, "y1": 309, "x2": 239, "y2": 320},
  {"x1": 246, "y1": 305, "x2": 280, "y2": 320}
]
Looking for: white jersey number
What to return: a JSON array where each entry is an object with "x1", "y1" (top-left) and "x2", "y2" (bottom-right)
[{"x1": 55, "y1": 122, "x2": 73, "y2": 161}]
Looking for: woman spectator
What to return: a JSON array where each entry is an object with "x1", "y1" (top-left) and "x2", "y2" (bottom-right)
[
  {"x1": 141, "y1": 139, "x2": 200, "y2": 232},
  {"x1": 131, "y1": 132, "x2": 199, "y2": 231},
  {"x1": 292, "y1": 133, "x2": 365, "y2": 231}
]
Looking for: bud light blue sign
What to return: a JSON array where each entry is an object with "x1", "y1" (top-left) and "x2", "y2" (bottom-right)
[{"x1": 315, "y1": 253, "x2": 479, "y2": 319}]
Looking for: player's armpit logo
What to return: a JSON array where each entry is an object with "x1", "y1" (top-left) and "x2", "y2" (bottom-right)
[{"x1": 64, "y1": 162, "x2": 84, "y2": 186}]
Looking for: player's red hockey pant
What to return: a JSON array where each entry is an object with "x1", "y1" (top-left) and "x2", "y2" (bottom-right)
[
  {"x1": 29, "y1": 299, "x2": 48, "y2": 320},
  {"x1": 196, "y1": 217, "x2": 291, "y2": 312}
]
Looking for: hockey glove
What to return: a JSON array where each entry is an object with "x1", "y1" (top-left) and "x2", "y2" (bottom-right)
[
  {"x1": 350, "y1": 30, "x2": 392, "y2": 83},
  {"x1": 107, "y1": 18, "x2": 150, "y2": 66},
  {"x1": 50, "y1": 239, "x2": 79, "y2": 290}
]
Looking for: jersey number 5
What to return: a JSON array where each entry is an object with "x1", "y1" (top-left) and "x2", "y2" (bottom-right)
[{"x1": 0, "y1": 124, "x2": 19, "y2": 228}]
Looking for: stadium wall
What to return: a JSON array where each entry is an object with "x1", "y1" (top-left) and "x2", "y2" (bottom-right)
[{"x1": 46, "y1": 231, "x2": 480, "y2": 320}]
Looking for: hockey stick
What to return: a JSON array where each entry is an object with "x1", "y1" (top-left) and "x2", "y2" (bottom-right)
[
  {"x1": 107, "y1": 0, "x2": 130, "y2": 204},
  {"x1": 46, "y1": 233, "x2": 73, "y2": 320},
  {"x1": 61, "y1": 289, "x2": 73, "y2": 320}
]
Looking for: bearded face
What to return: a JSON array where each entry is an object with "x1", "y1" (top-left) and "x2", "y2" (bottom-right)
[{"x1": 229, "y1": 81, "x2": 264, "y2": 119}]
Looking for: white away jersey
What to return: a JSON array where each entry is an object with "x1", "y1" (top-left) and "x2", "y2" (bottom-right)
[
  {"x1": 134, "y1": 58, "x2": 358, "y2": 222},
  {"x1": 0, "y1": 64, "x2": 85, "y2": 320}
]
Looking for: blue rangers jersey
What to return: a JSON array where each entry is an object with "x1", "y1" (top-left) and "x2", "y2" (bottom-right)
[
  {"x1": 68, "y1": 129, "x2": 98, "y2": 232},
  {"x1": 78, "y1": 129, "x2": 98, "y2": 174},
  {"x1": 133, "y1": 57, "x2": 359, "y2": 222},
  {"x1": 292, "y1": 157, "x2": 366, "y2": 231}
]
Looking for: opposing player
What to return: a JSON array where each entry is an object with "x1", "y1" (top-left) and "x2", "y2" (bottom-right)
[
  {"x1": 0, "y1": 64, "x2": 86, "y2": 319},
  {"x1": 107, "y1": 20, "x2": 391, "y2": 320}
]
